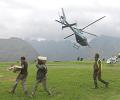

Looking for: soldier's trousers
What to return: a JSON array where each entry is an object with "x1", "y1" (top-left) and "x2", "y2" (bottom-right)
[
  {"x1": 32, "y1": 77, "x2": 50, "y2": 95},
  {"x1": 93, "y1": 71, "x2": 108, "y2": 88},
  {"x1": 11, "y1": 73, "x2": 28, "y2": 93}
]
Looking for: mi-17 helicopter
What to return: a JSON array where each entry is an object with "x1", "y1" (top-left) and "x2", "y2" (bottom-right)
[{"x1": 55, "y1": 8, "x2": 106, "y2": 48}]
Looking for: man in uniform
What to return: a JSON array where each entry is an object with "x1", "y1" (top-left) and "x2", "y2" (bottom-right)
[
  {"x1": 31, "y1": 56, "x2": 51, "y2": 96},
  {"x1": 93, "y1": 53, "x2": 109, "y2": 88},
  {"x1": 9, "y1": 56, "x2": 28, "y2": 94}
]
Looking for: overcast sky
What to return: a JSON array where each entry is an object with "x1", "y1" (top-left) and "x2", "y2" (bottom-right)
[{"x1": 0, "y1": 0, "x2": 120, "y2": 40}]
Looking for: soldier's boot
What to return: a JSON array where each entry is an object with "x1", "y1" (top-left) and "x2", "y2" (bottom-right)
[
  {"x1": 9, "y1": 83, "x2": 17, "y2": 94},
  {"x1": 31, "y1": 83, "x2": 39, "y2": 97},
  {"x1": 45, "y1": 88, "x2": 51, "y2": 95},
  {"x1": 98, "y1": 78, "x2": 109, "y2": 88},
  {"x1": 24, "y1": 91, "x2": 28, "y2": 95},
  {"x1": 94, "y1": 80, "x2": 98, "y2": 89},
  {"x1": 43, "y1": 82, "x2": 51, "y2": 95},
  {"x1": 105, "y1": 82, "x2": 109, "y2": 88}
]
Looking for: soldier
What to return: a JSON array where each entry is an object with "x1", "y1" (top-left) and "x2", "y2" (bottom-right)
[
  {"x1": 93, "y1": 53, "x2": 109, "y2": 88},
  {"x1": 31, "y1": 56, "x2": 51, "y2": 96},
  {"x1": 9, "y1": 56, "x2": 28, "y2": 94}
]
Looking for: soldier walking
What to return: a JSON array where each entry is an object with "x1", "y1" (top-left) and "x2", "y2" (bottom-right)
[
  {"x1": 9, "y1": 56, "x2": 28, "y2": 94},
  {"x1": 93, "y1": 53, "x2": 109, "y2": 88},
  {"x1": 31, "y1": 56, "x2": 51, "y2": 96}
]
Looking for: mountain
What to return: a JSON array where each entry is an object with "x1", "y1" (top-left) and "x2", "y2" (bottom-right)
[
  {"x1": 28, "y1": 40, "x2": 81, "y2": 61},
  {"x1": 0, "y1": 37, "x2": 39, "y2": 61},
  {"x1": 4, "y1": 36, "x2": 119, "y2": 62},
  {"x1": 89, "y1": 35, "x2": 120, "y2": 58},
  {"x1": 28, "y1": 35, "x2": 120, "y2": 61}
]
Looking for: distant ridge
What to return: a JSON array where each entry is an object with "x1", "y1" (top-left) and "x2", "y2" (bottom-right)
[
  {"x1": 27, "y1": 35, "x2": 120, "y2": 61},
  {"x1": 0, "y1": 37, "x2": 39, "y2": 61}
]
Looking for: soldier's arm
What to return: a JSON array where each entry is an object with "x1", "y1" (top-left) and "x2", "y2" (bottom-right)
[
  {"x1": 93, "y1": 63, "x2": 95, "y2": 70},
  {"x1": 44, "y1": 65, "x2": 48, "y2": 74},
  {"x1": 36, "y1": 64, "x2": 39, "y2": 69},
  {"x1": 93, "y1": 62, "x2": 97, "y2": 70},
  {"x1": 21, "y1": 63, "x2": 25, "y2": 69},
  {"x1": 44, "y1": 65, "x2": 47, "y2": 74},
  {"x1": 98, "y1": 60, "x2": 101, "y2": 72}
]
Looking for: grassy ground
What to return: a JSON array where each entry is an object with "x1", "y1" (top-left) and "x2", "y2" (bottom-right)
[{"x1": 0, "y1": 61, "x2": 120, "y2": 100}]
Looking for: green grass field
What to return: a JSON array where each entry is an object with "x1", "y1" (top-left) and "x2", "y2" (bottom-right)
[{"x1": 0, "y1": 61, "x2": 120, "y2": 100}]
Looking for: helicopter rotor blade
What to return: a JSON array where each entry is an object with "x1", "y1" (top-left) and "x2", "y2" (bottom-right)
[
  {"x1": 81, "y1": 16, "x2": 106, "y2": 30},
  {"x1": 62, "y1": 8, "x2": 66, "y2": 21},
  {"x1": 55, "y1": 20, "x2": 66, "y2": 25},
  {"x1": 55, "y1": 20, "x2": 68, "y2": 30},
  {"x1": 81, "y1": 30, "x2": 97, "y2": 37},
  {"x1": 64, "y1": 34, "x2": 74, "y2": 39},
  {"x1": 73, "y1": 27, "x2": 97, "y2": 36}
]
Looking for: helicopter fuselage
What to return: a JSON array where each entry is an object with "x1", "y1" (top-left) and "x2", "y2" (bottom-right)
[
  {"x1": 56, "y1": 8, "x2": 105, "y2": 47},
  {"x1": 65, "y1": 21, "x2": 88, "y2": 46}
]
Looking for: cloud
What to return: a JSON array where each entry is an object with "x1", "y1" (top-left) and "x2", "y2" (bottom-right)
[{"x1": 0, "y1": 0, "x2": 120, "y2": 40}]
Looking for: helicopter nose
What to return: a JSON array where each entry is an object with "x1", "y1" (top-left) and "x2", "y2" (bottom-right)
[{"x1": 81, "y1": 40, "x2": 89, "y2": 46}]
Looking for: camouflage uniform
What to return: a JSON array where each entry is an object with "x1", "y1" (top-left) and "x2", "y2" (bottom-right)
[
  {"x1": 32, "y1": 64, "x2": 51, "y2": 96},
  {"x1": 93, "y1": 59, "x2": 108, "y2": 88},
  {"x1": 10, "y1": 61, "x2": 28, "y2": 94}
]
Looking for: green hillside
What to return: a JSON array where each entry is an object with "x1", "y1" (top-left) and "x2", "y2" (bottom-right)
[{"x1": 0, "y1": 37, "x2": 39, "y2": 61}]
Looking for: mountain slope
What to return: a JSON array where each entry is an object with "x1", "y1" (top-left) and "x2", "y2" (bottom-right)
[
  {"x1": 0, "y1": 37, "x2": 39, "y2": 61},
  {"x1": 90, "y1": 35, "x2": 120, "y2": 58},
  {"x1": 28, "y1": 35, "x2": 120, "y2": 61}
]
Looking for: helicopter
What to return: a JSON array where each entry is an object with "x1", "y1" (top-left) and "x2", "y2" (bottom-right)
[{"x1": 55, "y1": 8, "x2": 106, "y2": 48}]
